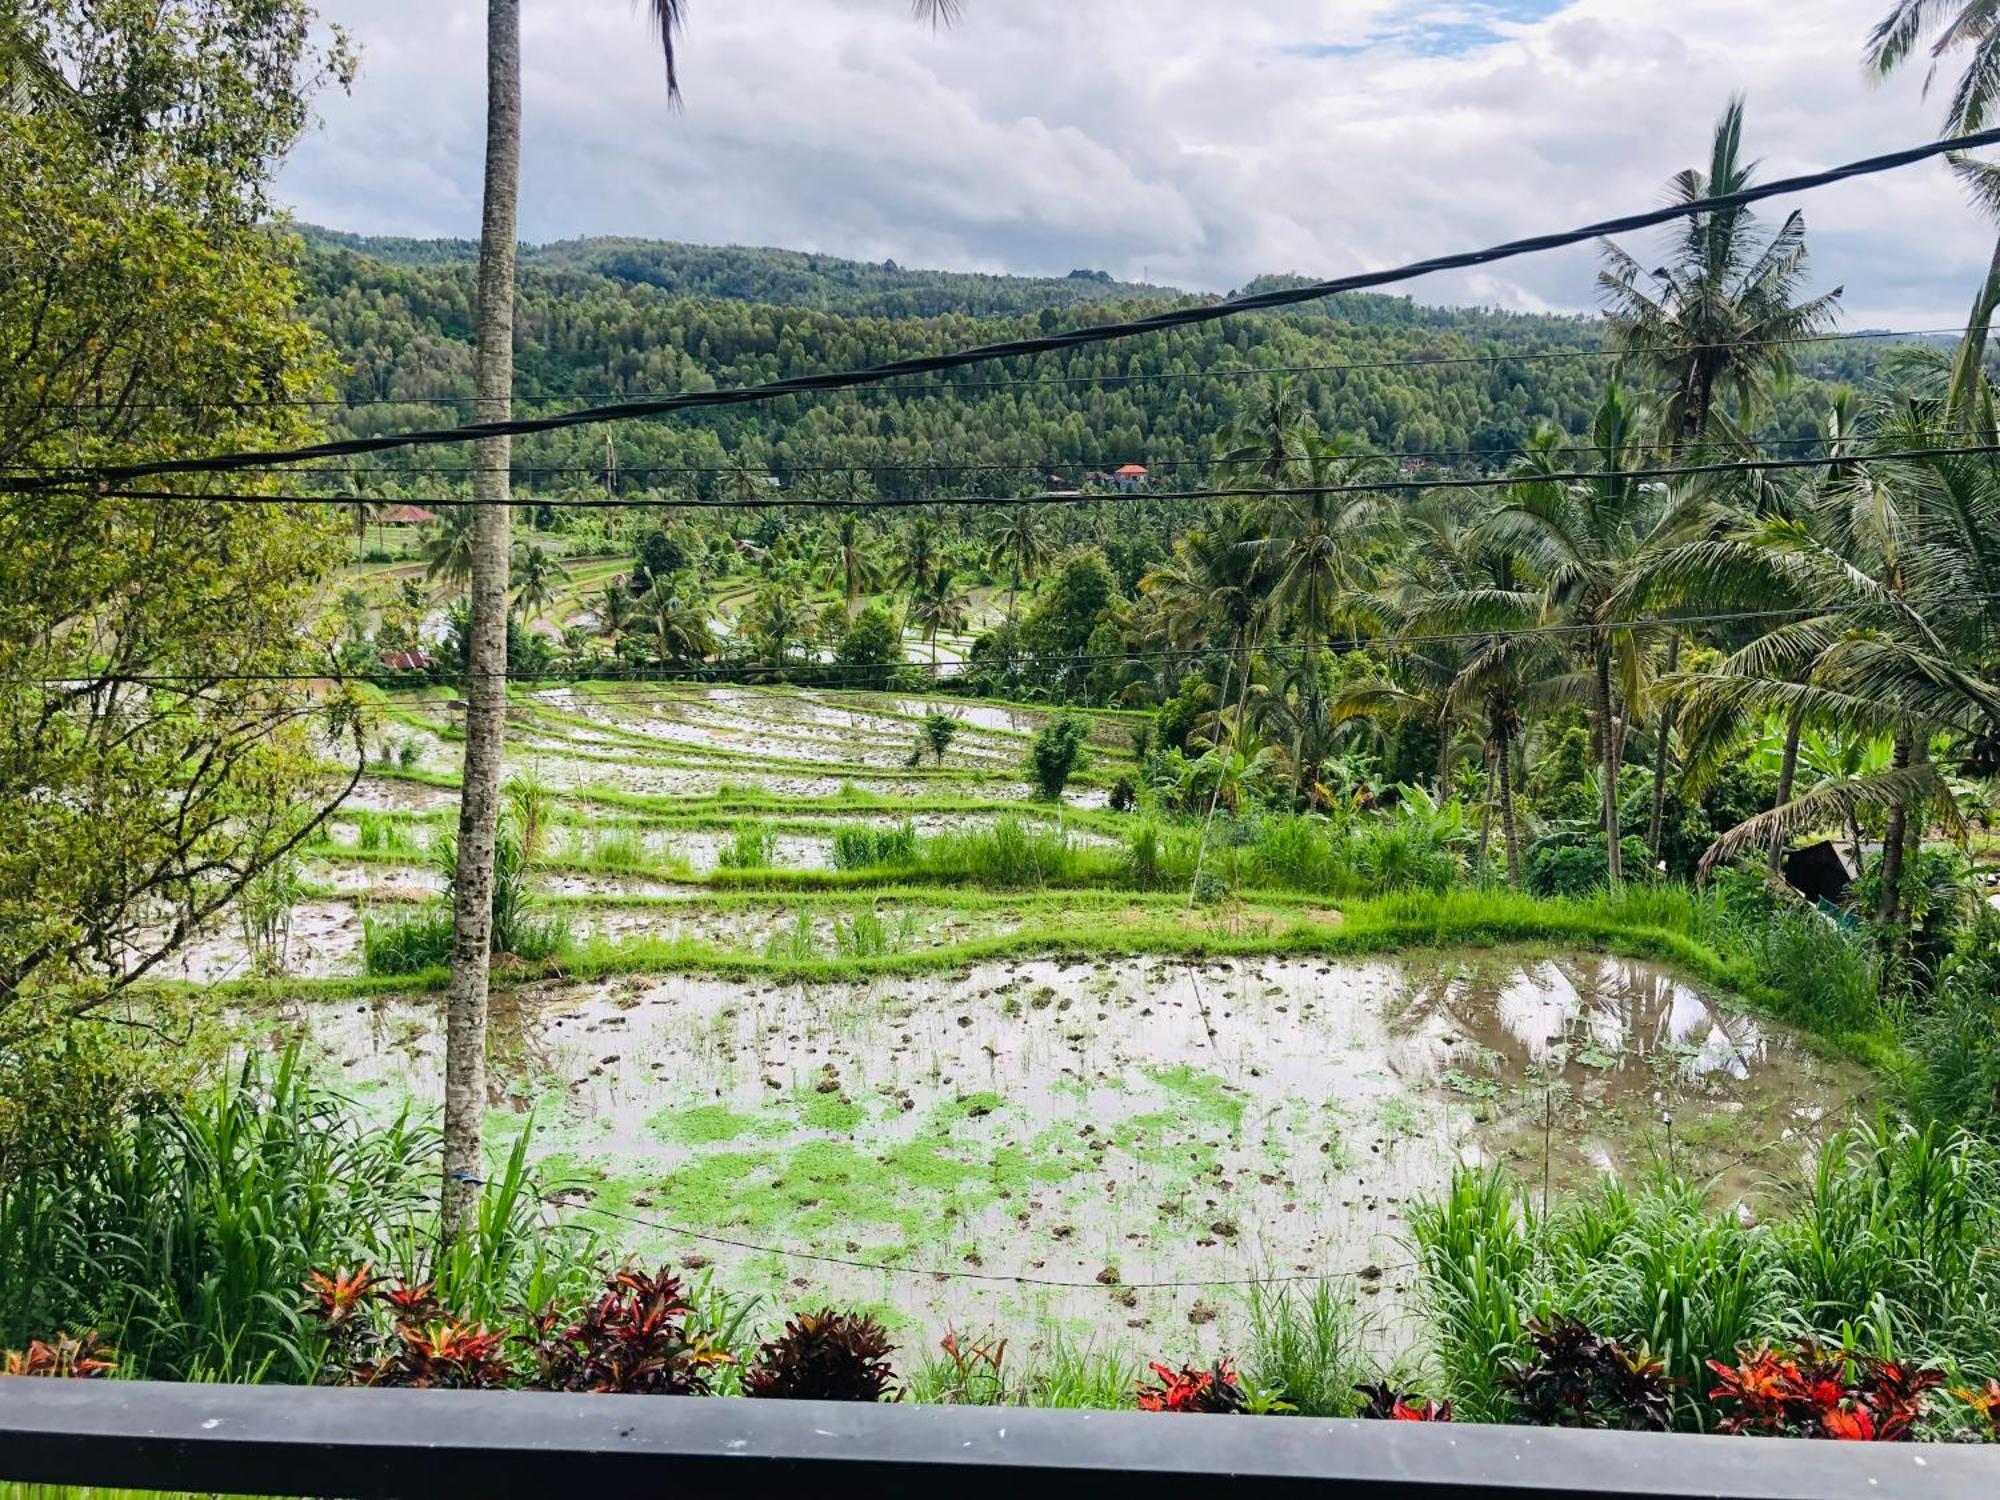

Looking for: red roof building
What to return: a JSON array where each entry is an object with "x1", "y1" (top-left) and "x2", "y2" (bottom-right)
[{"x1": 380, "y1": 504, "x2": 439, "y2": 525}]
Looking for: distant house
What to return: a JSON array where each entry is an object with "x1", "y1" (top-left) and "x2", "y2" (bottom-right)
[
  {"x1": 379, "y1": 504, "x2": 439, "y2": 526},
  {"x1": 1109, "y1": 463, "x2": 1148, "y2": 492},
  {"x1": 379, "y1": 649, "x2": 433, "y2": 673}
]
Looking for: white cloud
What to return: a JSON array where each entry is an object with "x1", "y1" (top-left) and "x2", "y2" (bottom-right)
[{"x1": 279, "y1": 0, "x2": 1991, "y2": 325}]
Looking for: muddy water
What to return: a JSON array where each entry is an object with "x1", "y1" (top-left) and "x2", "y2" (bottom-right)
[{"x1": 272, "y1": 951, "x2": 1870, "y2": 1363}]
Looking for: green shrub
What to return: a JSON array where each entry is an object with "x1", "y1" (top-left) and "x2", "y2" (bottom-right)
[
  {"x1": 1026, "y1": 713, "x2": 1092, "y2": 800},
  {"x1": 1525, "y1": 835, "x2": 1651, "y2": 898}
]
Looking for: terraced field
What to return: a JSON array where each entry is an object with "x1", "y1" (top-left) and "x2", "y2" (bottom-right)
[{"x1": 208, "y1": 682, "x2": 1876, "y2": 1360}]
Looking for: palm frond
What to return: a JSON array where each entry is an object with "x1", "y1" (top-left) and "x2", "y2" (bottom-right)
[{"x1": 1699, "y1": 760, "x2": 1964, "y2": 874}]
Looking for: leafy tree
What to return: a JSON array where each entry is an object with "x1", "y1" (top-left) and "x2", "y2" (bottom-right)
[
  {"x1": 1027, "y1": 713, "x2": 1092, "y2": 800},
  {"x1": 836, "y1": 603, "x2": 901, "y2": 689},
  {"x1": 922, "y1": 712, "x2": 958, "y2": 766},
  {"x1": 1020, "y1": 547, "x2": 1122, "y2": 695},
  {"x1": 0, "y1": 0, "x2": 359, "y2": 1047},
  {"x1": 635, "y1": 524, "x2": 692, "y2": 587}
]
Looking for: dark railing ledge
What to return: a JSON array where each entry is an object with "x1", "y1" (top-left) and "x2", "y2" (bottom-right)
[{"x1": 0, "y1": 1378, "x2": 1995, "y2": 1499}]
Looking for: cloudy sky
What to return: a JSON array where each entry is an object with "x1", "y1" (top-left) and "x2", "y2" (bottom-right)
[{"x1": 280, "y1": 0, "x2": 1992, "y2": 328}]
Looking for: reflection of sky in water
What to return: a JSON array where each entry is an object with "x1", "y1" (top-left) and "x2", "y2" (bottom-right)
[
  {"x1": 1484, "y1": 958, "x2": 1765, "y2": 1082},
  {"x1": 1493, "y1": 960, "x2": 1583, "y2": 1063}
]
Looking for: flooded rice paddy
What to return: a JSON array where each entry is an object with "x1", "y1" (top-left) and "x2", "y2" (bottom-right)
[
  {"x1": 220, "y1": 683, "x2": 1884, "y2": 1361},
  {"x1": 266, "y1": 950, "x2": 1871, "y2": 1360}
]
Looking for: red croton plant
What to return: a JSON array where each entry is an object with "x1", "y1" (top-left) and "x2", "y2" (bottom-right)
[
  {"x1": 1136, "y1": 1360, "x2": 1247, "y2": 1414},
  {"x1": 1, "y1": 1332, "x2": 116, "y2": 1379},
  {"x1": 1706, "y1": 1344, "x2": 1942, "y2": 1442}
]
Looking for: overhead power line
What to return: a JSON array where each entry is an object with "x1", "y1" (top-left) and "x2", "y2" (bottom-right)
[
  {"x1": 23, "y1": 597, "x2": 1997, "y2": 692},
  {"x1": 11, "y1": 125, "x2": 1997, "y2": 495},
  {"x1": 18, "y1": 323, "x2": 1968, "y2": 416},
  {"x1": 0, "y1": 425, "x2": 1934, "y2": 483},
  {"x1": 59, "y1": 441, "x2": 2000, "y2": 511}
]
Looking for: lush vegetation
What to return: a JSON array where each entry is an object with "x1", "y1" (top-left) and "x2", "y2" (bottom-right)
[{"x1": 9, "y1": 0, "x2": 2000, "y2": 1463}]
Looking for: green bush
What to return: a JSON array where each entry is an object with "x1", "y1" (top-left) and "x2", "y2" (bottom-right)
[
  {"x1": 1026, "y1": 713, "x2": 1092, "y2": 800},
  {"x1": 1525, "y1": 835, "x2": 1652, "y2": 898}
]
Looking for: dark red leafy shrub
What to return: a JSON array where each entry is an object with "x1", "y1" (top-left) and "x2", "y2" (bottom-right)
[
  {"x1": 530, "y1": 1267, "x2": 731, "y2": 1396},
  {"x1": 355, "y1": 1319, "x2": 513, "y2": 1390},
  {"x1": 745, "y1": 1309, "x2": 897, "y2": 1402},
  {"x1": 2, "y1": 1332, "x2": 116, "y2": 1378},
  {"x1": 1500, "y1": 1316, "x2": 1674, "y2": 1431},
  {"x1": 305, "y1": 1266, "x2": 511, "y2": 1390},
  {"x1": 1356, "y1": 1381, "x2": 1453, "y2": 1421},
  {"x1": 1137, "y1": 1360, "x2": 1247, "y2": 1414},
  {"x1": 1707, "y1": 1344, "x2": 1941, "y2": 1442}
]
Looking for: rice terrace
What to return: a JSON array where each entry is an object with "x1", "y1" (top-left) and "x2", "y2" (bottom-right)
[{"x1": 5, "y1": 0, "x2": 2000, "y2": 1483}]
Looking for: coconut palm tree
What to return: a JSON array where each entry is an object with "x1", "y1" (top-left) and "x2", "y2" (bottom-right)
[
  {"x1": 1599, "y1": 97, "x2": 1842, "y2": 450},
  {"x1": 909, "y1": 564, "x2": 969, "y2": 666},
  {"x1": 441, "y1": 0, "x2": 967, "y2": 1232},
  {"x1": 987, "y1": 505, "x2": 1050, "y2": 623},
  {"x1": 422, "y1": 508, "x2": 478, "y2": 594},
  {"x1": 748, "y1": 585, "x2": 809, "y2": 672},
  {"x1": 641, "y1": 581, "x2": 716, "y2": 671},
  {"x1": 1599, "y1": 97, "x2": 1842, "y2": 855},
  {"x1": 1483, "y1": 387, "x2": 1662, "y2": 886},
  {"x1": 511, "y1": 541, "x2": 568, "y2": 625},
  {"x1": 1248, "y1": 434, "x2": 1394, "y2": 670},
  {"x1": 1215, "y1": 377, "x2": 1312, "y2": 486},
  {"x1": 1867, "y1": 2, "x2": 2000, "y2": 420},
  {"x1": 443, "y1": 0, "x2": 521, "y2": 1238},
  {"x1": 1646, "y1": 400, "x2": 2000, "y2": 927},
  {"x1": 894, "y1": 514, "x2": 941, "y2": 596},
  {"x1": 1142, "y1": 514, "x2": 1271, "y2": 740},
  {"x1": 0, "y1": 13, "x2": 69, "y2": 113},
  {"x1": 1345, "y1": 494, "x2": 1555, "y2": 885},
  {"x1": 596, "y1": 577, "x2": 638, "y2": 637},
  {"x1": 834, "y1": 512, "x2": 881, "y2": 608}
]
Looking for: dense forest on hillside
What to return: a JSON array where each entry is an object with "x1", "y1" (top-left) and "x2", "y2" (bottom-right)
[{"x1": 297, "y1": 230, "x2": 1919, "y2": 502}]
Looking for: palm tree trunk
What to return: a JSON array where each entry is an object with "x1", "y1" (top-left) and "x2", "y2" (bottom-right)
[
  {"x1": 1595, "y1": 639, "x2": 1623, "y2": 887},
  {"x1": 1948, "y1": 230, "x2": 2000, "y2": 427},
  {"x1": 1646, "y1": 633, "x2": 1679, "y2": 859},
  {"x1": 1435, "y1": 709, "x2": 1453, "y2": 795},
  {"x1": 1768, "y1": 702, "x2": 1804, "y2": 874},
  {"x1": 1498, "y1": 721, "x2": 1521, "y2": 889},
  {"x1": 1476, "y1": 754, "x2": 1495, "y2": 873},
  {"x1": 1875, "y1": 730, "x2": 1914, "y2": 929},
  {"x1": 442, "y1": 0, "x2": 519, "y2": 1242}
]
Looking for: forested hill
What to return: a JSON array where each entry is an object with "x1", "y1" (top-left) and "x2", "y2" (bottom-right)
[{"x1": 296, "y1": 228, "x2": 1909, "y2": 501}]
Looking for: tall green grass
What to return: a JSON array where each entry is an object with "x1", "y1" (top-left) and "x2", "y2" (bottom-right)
[
  {"x1": 831, "y1": 819, "x2": 918, "y2": 871},
  {"x1": 0, "y1": 1057, "x2": 595, "y2": 1386},
  {"x1": 1409, "y1": 1125, "x2": 2000, "y2": 1430},
  {"x1": 1244, "y1": 1278, "x2": 1370, "y2": 1416},
  {"x1": 361, "y1": 825, "x2": 570, "y2": 976},
  {"x1": 715, "y1": 822, "x2": 780, "y2": 870},
  {"x1": 0, "y1": 1054, "x2": 431, "y2": 1382}
]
